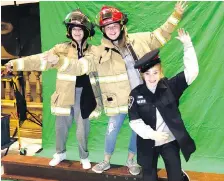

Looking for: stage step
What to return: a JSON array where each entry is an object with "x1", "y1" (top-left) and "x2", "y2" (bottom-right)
[
  {"x1": 2, "y1": 155, "x2": 165, "y2": 181},
  {"x1": 2, "y1": 155, "x2": 224, "y2": 181},
  {"x1": 1, "y1": 174, "x2": 57, "y2": 181}
]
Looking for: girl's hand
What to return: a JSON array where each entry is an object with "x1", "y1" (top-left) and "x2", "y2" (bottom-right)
[
  {"x1": 175, "y1": 1, "x2": 188, "y2": 15},
  {"x1": 175, "y1": 28, "x2": 192, "y2": 45}
]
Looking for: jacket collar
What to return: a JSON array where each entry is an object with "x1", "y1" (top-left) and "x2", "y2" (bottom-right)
[
  {"x1": 71, "y1": 40, "x2": 88, "y2": 52},
  {"x1": 156, "y1": 79, "x2": 167, "y2": 89},
  {"x1": 101, "y1": 37, "x2": 115, "y2": 49},
  {"x1": 126, "y1": 33, "x2": 135, "y2": 45},
  {"x1": 67, "y1": 40, "x2": 88, "y2": 59}
]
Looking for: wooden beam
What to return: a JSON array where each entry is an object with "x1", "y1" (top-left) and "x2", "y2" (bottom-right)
[{"x1": 2, "y1": 155, "x2": 224, "y2": 181}]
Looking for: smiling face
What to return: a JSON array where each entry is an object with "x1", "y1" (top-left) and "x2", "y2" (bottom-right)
[
  {"x1": 143, "y1": 64, "x2": 162, "y2": 89},
  {"x1": 103, "y1": 23, "x2": 121, "y2": 40},
  {"x1": 71, "y1": 26, "x2": 84, "y2": 43}
]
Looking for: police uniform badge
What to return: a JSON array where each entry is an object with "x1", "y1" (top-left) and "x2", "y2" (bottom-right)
[{"x1": 128, "y1": 96, "x2": 134, "y2": 109}]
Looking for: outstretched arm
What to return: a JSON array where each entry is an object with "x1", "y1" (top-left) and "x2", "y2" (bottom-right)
[
  {"x1": 4, "y1": 45, "x2": 62, "y2": 72},
  {"x1": 60, "y1": 45, "x2": 100, "y2": 76},
  {"x1": 133, "y1": 1, "x2": 187, "y2": 49},
  {"x1": 176, "y1": 28, "x2": 199, "y2": 85},
  {"x1": 151, "y1": 1, "x2": 187, "y2": 48},
  {"x1": 167, "y1": 28, "x2": 199, "y2": 100}
]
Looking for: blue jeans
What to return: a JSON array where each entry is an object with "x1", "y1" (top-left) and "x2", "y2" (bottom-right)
[{"x1": 104, "y1": 113, "x2": 137, "y2": 155}]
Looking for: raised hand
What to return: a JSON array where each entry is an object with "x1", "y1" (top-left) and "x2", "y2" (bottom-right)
[
  {"x1": 175, "y1": 1, "x2": 188, "y2": 15},
  {"x1": 175, "y1": 28, "x2": 192, "y2": 44}
]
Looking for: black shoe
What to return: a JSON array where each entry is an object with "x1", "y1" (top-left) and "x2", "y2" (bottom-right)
[{"x1": 182, "y1": 169, "x2": 190, "y2": 181}]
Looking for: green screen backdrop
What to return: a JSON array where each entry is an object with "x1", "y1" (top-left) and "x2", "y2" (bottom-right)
[{"x1": 39, "y1": 1, "x2": 224, "y2": 173}]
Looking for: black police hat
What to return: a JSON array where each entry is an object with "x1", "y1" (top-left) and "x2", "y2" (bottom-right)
[{"x1": 134, "y1": 49, "x2": 161, "y2": 73}]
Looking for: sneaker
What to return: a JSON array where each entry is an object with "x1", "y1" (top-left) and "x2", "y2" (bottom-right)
[
  {"x1": 49, "y1": 152, "x2": 66, "y2": 166},
  {"x1": 126, "y1": 159, "x2": 141, "y2": 175},
  {"x1": 92, "y1": 161, "x2": 110, "y2": 173},
  {"x1": 182, "y1": 169, "x2": 190, "y2": 181},
  {"x1": 80, "y1": 158, "x2": 91, "y2": 169}
]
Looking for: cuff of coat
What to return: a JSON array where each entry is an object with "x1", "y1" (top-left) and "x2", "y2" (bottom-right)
[
  {"x1": 9, "y1": 58, "x2": 24, "y2": 71},
  {"x1": 145, "y1": 126, "x2": 155, "y2": 140},
  {"x1": 54, "y1": 57, "x2": 71, "y2": 71},
  {"x1": 167, "y1": 11, "x2": 182, "y2": 26},
  {"x1": 79, "y1": 57, "x2": 89, "y2": 75},
  {"x1": 173, "y1": 10, "x2": 183, "y2": 20}
]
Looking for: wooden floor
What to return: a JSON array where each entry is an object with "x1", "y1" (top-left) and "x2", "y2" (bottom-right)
[
  {"x1": 2, "y1": 155, "x2": 224, "y2": 181},
  {"x1": 158, "y1": 169, "x2": 224, "y2": 181}
]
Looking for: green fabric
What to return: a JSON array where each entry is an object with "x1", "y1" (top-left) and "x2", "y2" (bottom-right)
[{"x1": 39, "y1": 1, "x2": 224, "y2": 173}]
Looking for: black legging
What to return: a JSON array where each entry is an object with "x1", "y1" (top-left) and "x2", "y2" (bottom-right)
[{"x1": 142, "y1": 141, "x2": 182, "y2": 181}]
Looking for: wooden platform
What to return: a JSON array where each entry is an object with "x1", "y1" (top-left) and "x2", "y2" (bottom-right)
[{"x1": 2, "y1": 155, "x2": 224, "y2": 181}]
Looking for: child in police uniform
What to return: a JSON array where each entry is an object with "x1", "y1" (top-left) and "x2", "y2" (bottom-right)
[{"x1": 128, "y1": 28, "x2": 198, "y2": 181}]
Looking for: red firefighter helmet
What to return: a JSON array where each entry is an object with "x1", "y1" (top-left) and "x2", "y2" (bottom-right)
[{"x1": 98, "y1": 6, "x2": 128, "y2": 28}]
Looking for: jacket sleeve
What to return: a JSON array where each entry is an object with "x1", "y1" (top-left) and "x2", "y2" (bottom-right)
[
  {"x1": 63, "y1": 45, "x2": 99, "y2": 75},
  {"x1": 167, "y1": 72, "x2": 188, "y2": 101},
  {"x1": 9, "y1": 44, "x2": 67, "y2": 71},
  {"x1": 183, "y1": 42, "x2": 199, "y2": 85},
  {"x1": 80, "y1": 47, "x2": 98, "y2": 74},
  {"x1": 134, "y1": 10, "x2": 183, "y2": 49},
  {"x1": 168, "y1": 41, "x2": 199, "y2": 100},
  {"x1": 128, "y1": 91, "x2": 154, "y2": 139}
]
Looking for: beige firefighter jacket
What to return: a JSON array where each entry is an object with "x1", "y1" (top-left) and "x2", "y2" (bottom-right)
[
  {"x1": 48, "y1": 10, "x2": 182, "y2": 117},
  {"x1": 78, "y1": 10, "x2": 183, "y2": 116},
  {"x1": 10, "y1": 42, "x2": 102, "y2": 118}
]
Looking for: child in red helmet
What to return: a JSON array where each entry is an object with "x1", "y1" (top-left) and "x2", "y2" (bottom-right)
[{"x1": 90, "y1": 2, "x2": 188, "y2": 176}]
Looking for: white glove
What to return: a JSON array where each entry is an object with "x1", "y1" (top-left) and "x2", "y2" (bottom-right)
[
  {"x1": 150, "y1": 130, "x2": 169, "y2": 142},
  {"x1": 175, "y1": 28, "x2": 192, "y2": 47}
]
